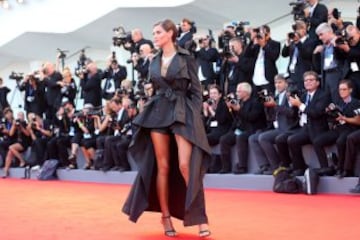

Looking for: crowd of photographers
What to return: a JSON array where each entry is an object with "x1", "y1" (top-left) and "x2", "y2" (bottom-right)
[{"x1": 2, "y1": 0, "x2": 360, "y2": 191}]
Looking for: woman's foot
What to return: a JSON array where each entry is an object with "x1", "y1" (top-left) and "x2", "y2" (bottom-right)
[
  {"x1": 1, "y1": 170, "x2": 9, "y2": 178},
  {"x1": 19, "y1": 162, "x2": 27, "y2": 168},
  {"x1": 161, "y1": 215, "x2": 177, "y2": 237},
  {"x1": 199, "y1": 224, "x2": 211, "y2": 238}
]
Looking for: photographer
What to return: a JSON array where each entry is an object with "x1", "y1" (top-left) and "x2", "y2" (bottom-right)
[
  {"x1": 249, "y1": 75, "x2": 300, "y2": 174},
  {"x1": 124, "y1": 28, "x2": 153, "y2": 54},
  {"x1": 132, "y1": 43, "x2": 153, "y2": 87},
  {"x1": 328, "y1": 8, "x2": 351, "y2": 36},
  {"x1": 18, "y1": 74, "x2": 46, "y2": 117},
  {"x1": 286, "y1": 71, "x2": 331, "y2": 176},
  {"x1": 218, "y1": 82, "x2": 266, "y2": 174},
  {"x1": 1, "y1": 111, "x2": 31, "y2": 178},
  {"x1": 304, "y1": 0, "x2": 328, "y2": 40},
  {"x1": 245, "y1": 25, "x2": 280, "y2": 96},
  {"x1": 0, "y1": 77, "x2": 10, "y2": 113},
  {"x1": 176, "y1": 18, "x2": 195, "y2": 50},
  {"x1": 222, "y1": 37, "x2": 251, "y2": 94},
  {"x1": 102, "y1": 97, "x2": 130, "y2": 172},
  {"x1": 46, "y1": 101, "x2": 76, "y2": 167},
  {"x1": 41, "y1": 62, "x2": 63, "y2": 121},
  {"x1": 102, "y1": 56, "x2": 127, "y2": 100},
  {"x1": 336, "y1": 25, "x2": 360, "y2": 98},
  {"x1": 313, "y1": 23, "x2": 349, "y2": 101},
  {"x1": 79, "y1": 61, "x2": 102, "y2": 107},
  {"x1": 27, "y1": 112, "x2": 53, "y2": 167},
  {"x1": 311, "y1": 79, "x2": 360, "y2": 178},
  {"x1": 282, "y1": 20, "x2": 317, "y2": 90},
  {"x1": 195, "y1": 36, "x2": 220, "y2": 88},
  {"x1": 0, "y1": 108, "x2": 16, "y2": 166},
  {"x1": 202, "y1": 85, "x2": 232, "y2": 173},
  {"x1": 56, "y1": 67, "x2": 77, "y2": 107}
]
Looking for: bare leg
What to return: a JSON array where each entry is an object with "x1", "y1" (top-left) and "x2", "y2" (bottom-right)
[
  {"x1": 150, "y1": 131, "x2": 176, "y2": 236},
  {"x1": 9, "y1": 143, "x2": 25, "y2": 166},
  {"x1": 174, "y1": 134, "x2": 210, "y2": 237}
]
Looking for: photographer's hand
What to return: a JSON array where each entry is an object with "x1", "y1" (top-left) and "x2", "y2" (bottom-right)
[
  {"x1": 263, "y1": 97, "x2": 276, "y2": 108},
  {"x1": 289, "y1": 95, "x2": 302, "y2": 108},
  {"x1": 336, "y1": 41, "x2": 350, "y2": 52},
  {"x1": 227, "y1": 55, "x2": 239, "y2": 63},
  {"x1": 313, "y1": 45, "x2": 324, "y2": 54}
]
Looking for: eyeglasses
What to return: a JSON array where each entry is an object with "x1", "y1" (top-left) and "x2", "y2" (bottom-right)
[
  {"x1": 339, "y1": 88, "x2": 350, "y2": 91},
  {"x1": 304, "y1": 78, "x2": 317, "y2": 82}
]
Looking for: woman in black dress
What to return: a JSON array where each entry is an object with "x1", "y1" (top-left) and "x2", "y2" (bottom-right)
[{"x1": 122, "y1": 19, "x2": 211, "y2": 238}]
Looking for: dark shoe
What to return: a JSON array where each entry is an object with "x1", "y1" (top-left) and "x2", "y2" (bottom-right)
[
  {"x1": 291, "y1": 169, "x2": 305, "y2": 177},
  {"x1": 303, "y1": 168, "x2": 319, "y2": 195},
  {"x1": 68, "y1": 154, "x2": 77, "y2": 164},
  {"x1": 161, "y1": 216, "x2": 176, "y2": 237},
  {"x1": 316, "y1": 166, "x2": 335, "y2": 176},
  {"x1": 349, "y1": 184, "x2": 360, "y2": 194},
  {"x1": 233, "y1": 166, "x2": 246, "y2": 174},
  {"x1": 67, "y1": 163, "x2": 78, "y2": 170},
  {"x1": 263, "y1": 169, "x2": 274, "y2": 175},
  {"x1": 254, "y1": 164, "x2": 270, "y2": 175}
]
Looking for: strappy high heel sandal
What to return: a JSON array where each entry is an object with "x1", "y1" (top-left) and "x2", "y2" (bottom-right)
[
  {"x1": 199, "y1": 224, "x2": 211, "y2": 238},
  {"x1": 161, "y1": 215, "x2": 177, "y2": 237}
]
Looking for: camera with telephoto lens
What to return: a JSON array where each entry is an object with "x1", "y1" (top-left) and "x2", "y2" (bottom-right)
[
  {"x1": 9, "y1": 72, "x2": 24, "y2": 81},
  {"x1": 112, "y1": 26, "x2": 132, "y2": 47},
  {"x1": 220, "y1": 21, "x2": 250, "y2": 57},
  {"x1": 74, "y1": 49, "x2": 88, "y2": 77},
  {"x1": 289, "y1": 0, "x2": 307, "y2": 21},
  {"x1": 258, "y1": 89, "x2": 272, "y2": 102}
]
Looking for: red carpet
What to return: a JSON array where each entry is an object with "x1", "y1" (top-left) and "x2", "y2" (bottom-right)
[{"x1": 0, "y1": 179, "x2": 359, "y2": 240}]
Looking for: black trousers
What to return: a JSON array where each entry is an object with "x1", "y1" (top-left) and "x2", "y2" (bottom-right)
[
  {"x1": 275, "y1": 130, "x2": 299, "y2": 168},
  {"x1": 46, "y1": 136, "x2": 71, "y2": 166},
  {"x1": 344, "y1": 129, "x2": 360, "y2": 172},
  {"x1": 114, "y1": 136, "x2": 131, "y2": 170},
  {"x1": 103, "y1": 135, "x2": 123, "y2": 169},
  {"x1": 31, "y1": 138, "x2": 49, "y2": 166}
]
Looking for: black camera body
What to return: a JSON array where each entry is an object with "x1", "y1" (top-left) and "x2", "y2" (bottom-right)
[
  {"x1": 113, "y1": 26, "x2": 132, "y2": 47},
  {"x1": 226, "y1": 95, "x2": 239, "y2": 105},
  {"x1": 207, "y1": 98, "x2": 216, "y2": 106},
  {"x1": 289, "y1": 0, "x2": 307, "y2": 21},
  {"x1": 9, "y1": 72, "x2": 24, "y2": 81},
  {"x1": 258, "y1": 89, "x2": 272, "y2": 102},
  {"x1": 327, "y1": 103, "x2": 343, "y2": 118}
]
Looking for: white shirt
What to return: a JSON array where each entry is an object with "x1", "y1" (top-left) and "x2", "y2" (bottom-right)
[{"x1": 252, "y1": 48, "x2": 269, "y2": 86}]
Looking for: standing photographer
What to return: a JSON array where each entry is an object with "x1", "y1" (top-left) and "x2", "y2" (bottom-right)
[
  {"x1": 176, "y1": 18, "x2": 195, "y2": 50},
  {"x1": 80, "y1": 62, "x2": 102, "y2": 108},
  {"x1": 132, "y1": 43, "x2": 153, "y2": 88},
  {"x1": 18, "y1": 74, "x2": 46, "y2": 117},
  {"x1": 195, "y1": 36, "x2": 220, "y2": 88},
  {"x1": 124, "y1": 28, "x2": 153, "y2": 54},
  {"x1": 304, "y1": 0, "x2": 328, "y2": 40},
  {"x1": 57, "y1": 67, "x2": 77, "y2": 107},
  {"x1": 282, "y1": 20, "x2": 317, "y2": 90},
  {"x1": 102, "y1": 56, "x2": 127, "y2": 100},
  {"x1": 0, "y1": 77, "x2": 10, "y2": 113}
]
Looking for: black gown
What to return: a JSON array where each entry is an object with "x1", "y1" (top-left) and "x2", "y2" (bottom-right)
[{"x1": 122, "y1": 47, "x2": 211, "y2": 226}]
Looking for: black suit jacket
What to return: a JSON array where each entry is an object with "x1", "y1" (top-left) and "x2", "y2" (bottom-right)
[
  {"x1": 205, "y1": 98, "x2": 232, "y2": 136},
  {"x1": 308, "y1": 3, "x2": 328, "y2": 40},
  {"x1": 245, "y1": 39, "x2": 281, "y2": 87},
  {"x1": 177, "y1": 32, "x2": 193, "y2": 49},
  {"x1": 44, "y1": 71, "x2": 62, "y2": 107},
  {"x1": 134, "y1": 58, "x2": 150, "y2": 81},
  {"x1": 301, "y1": 89, "x2": 331, "y2": 139},
  {"x1": 282, "y1": 37, "x2": 317, "y2": 86},
  {"x1": 195, "y1": 47, "x2": 220, "y2": 81},
  {"x1": 81, "y1": 71, "x2": 102, "y2": 107}
]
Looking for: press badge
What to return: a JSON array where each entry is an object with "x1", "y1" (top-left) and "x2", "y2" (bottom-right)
[
  {"x1": 300, "y1": 113, "x2": 308, "y2": 127},
  {"x1": 234, "y1": 129, "x2": 242, "y2": 136},
  {"x1": 351, "y1": 62, "x2": 359, "y2": 72},
  {"x1": 210, "y1": 121, "x2": 218, "y2": 127},
  {"x1": 324, "y1": 54, "x2": 334, "y2": 69},
  {"x1": 273, "y1": 121, "x2": 279, "y2": 129}
]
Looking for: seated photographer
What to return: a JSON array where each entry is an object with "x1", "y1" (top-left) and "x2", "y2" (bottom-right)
[
  {"x1": 27, "y1": 112, "x2": 52, "y2": 167},
  {"x1": 79, "y1": 61, "x2": 102, "y2": 108},
  {"x1": 311, "y1": 79, "x2": 360, "y2": 177},
  {"x1": 57, "y1": 67, "x2": 77, "y2": 107},
  {"x1": 102, "y1": 97, "x2": 130, "y2": 172},
  {"x1": 336, "y1": 25, "x2": 360, "y2": 98},
  {"x1": 222, "y1": 37, "x2": 251, "y2": 94},
  {"x1": 203, "y1": 85, "x2": 232, "y2": 173},
  {"x1": 218, "y1": 82, "x2": 266, "y2": 174},
  {"x1": 249, "y1": 75, "x2": 299, "y2": 175},
  {"x1": 1, "y1": 111, "x2": 31, "y2": 178},
  {"x1": 46, "y1": 101, "x2": 76, "y2": 167},
  {"x1": 286, "y1": 71, "x2": 331, "y2": 176},
  {"x1": 102, "y1": 55, "x2": 127, "y2": 100},
  {"x1": 18, "y1": 73, "x2": 46, "y2": 117},
  {"x1": 282, "y1": 20, "x2": 317, "y2": 91},
  {"x1": 195, "y1": 35, "x2": 220, "y2": 88},
  {"x1": 0, "y1": 108, "x2": 16, "y2": 166}
]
